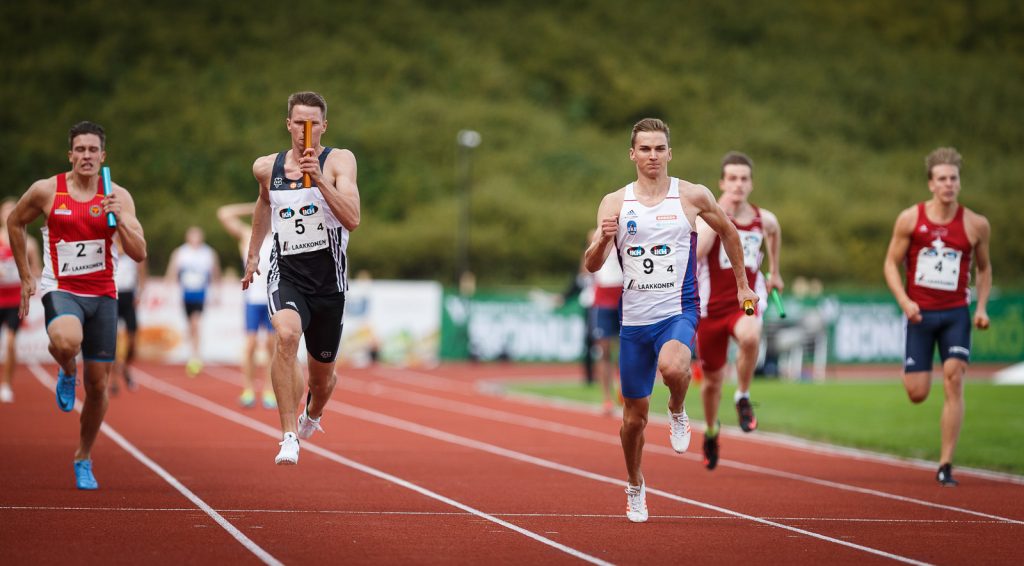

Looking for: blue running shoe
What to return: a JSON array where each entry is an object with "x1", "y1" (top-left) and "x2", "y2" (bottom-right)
[
  {"x1": 56, "y1": 368, "x2": 76, "y2": 412},
  {"x1": 74, "y1": 459, "x2": 98, "y2": 490}
]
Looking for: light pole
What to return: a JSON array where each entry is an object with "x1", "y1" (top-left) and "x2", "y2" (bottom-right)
[{"x1": 456, "y1": 129, "x2": 480, "y2": 294}]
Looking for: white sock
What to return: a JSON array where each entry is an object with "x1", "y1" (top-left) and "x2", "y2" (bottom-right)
[{"x1": 734, "y1": 390, "x2": 750, "y2": 403}]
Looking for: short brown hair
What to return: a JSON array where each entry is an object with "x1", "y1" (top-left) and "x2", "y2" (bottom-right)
[
  {"x1": 631, "y1": 118, "x2": 670, "y2": 148},
  {"x1": 720, "y1": 151, "x2": 754, "y2": 179},
  {"x1": 69, "y1": 121, "x2": 105, "y2": 150},
  {"x1": 925, "y1": 147, "x2": 962, "y2": 179},
  {"x1": 287, "y1": 91, "x2": 327, "y2": 120}
]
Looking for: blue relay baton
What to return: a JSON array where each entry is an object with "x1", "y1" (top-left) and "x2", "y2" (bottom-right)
[{"x1": 101, "y1": 166, "x2": 117, "y2": 228}]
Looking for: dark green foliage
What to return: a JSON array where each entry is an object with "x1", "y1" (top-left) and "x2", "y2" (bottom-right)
[{"x1": 2, "y1": 1, "x2": 1021, "y2": 286}]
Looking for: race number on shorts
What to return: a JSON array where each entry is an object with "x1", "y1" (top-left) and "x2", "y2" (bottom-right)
[{"x1": 56, "y1": 238, "x2": 106, "y2": 277}]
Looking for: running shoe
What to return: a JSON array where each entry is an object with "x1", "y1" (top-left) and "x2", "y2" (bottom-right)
[
  {"x1": 186, "y1": 358, "x2": 203, "y2": 377},
  {"x1": 275, "y1": 432, "x2": 299, "y2": 465},
  {"x1": 668, "y1": 409, "x2": 691, "y2": 453},
  {"x1": 297, "y1": 409, "x2": 324, "y2": 440},
  {"x1": 74, "y1": 459, "x2": 99, "y2": 490},
  {"x1": 625, "y1": 482, "x2": 648, "y2": 523},
  {"x1": 262, "y1": 390, "x2": 277, "y2": 410},
  {"x1": 936, "y1": 463, "x2": 959, "y2": 487},
  {"x1": 56, "y1": 368, "x2": 76, "y2": 412},
  {"x1": 703, "y1": 425, "x2": 720, "y2": 470},
  {"x1": 239, "y1": 389, "x2": 256, "y2": 408},
  {"x1": 735, "y1": 397, "x2": 758, "y2": 432},
  {"x1": 0, "y1": 384, "x2": 13, "y2": 403}
]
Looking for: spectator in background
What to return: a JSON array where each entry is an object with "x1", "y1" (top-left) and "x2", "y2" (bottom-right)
[
  {"x1": 218, "y1": 202, "x2": 277, "y2": 409},
  {"x1": 883, "y1": 147, "x2": 991, "y2": 487},
  {"x1": 165, "y1": 226, "x2": 220, "y2": 377},
  {"x1": 0, "y1": 198, "x2": 42, "y2": 403},
  {"x1": 110, "y1": 235, "x2": 146, "y2": 395}
]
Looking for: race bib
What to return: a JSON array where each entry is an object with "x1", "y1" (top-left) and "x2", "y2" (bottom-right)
[
  {"x1": 719, "y1": 230, "x2": 763, "y2": 271},
  {"x1": 0, "y1": 259, "x2": 19, "y2": 285},
  {"x1": 623, "y1": 243, "x2": 676, "y2": 291},
  {"x1": 180, "y1": 269, "x2": 208, "y2": 291},
  {"x1": 278, "y1": 203, "x2": 329, "y2": 256},
  {"x1": 915, "y1": 246, "x2": 961, "y2": 291},
  {"x1": 56, "y1": 238, "x2": 106, "y2": 277}
]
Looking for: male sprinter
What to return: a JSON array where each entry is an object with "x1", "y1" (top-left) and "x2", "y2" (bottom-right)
[
  {"x1": 585, "y1": 118, "x2": 756, "y2": 522},
  {"x1": 695, "y1": 151, "x2": 783, "y2": 469},
  {"x1": 7, "y1": 121, "x2": 147, "y2": 489},
  {"x1": 884, "y1": 147, "x2": 991, "y2": 486},
  {"x1": 243, "y1": 91, "x2": 360, "y2": 465}
]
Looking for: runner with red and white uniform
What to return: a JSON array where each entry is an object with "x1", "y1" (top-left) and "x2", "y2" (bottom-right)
[
  {"x1": 6, "y1": 121, "x2": 147, "y2": 490},
  {"x1": 0, "y1": 199, "x2": 42, "y2": 403},
  {"x1": 695, "y1": 151, "x2": 782, "y2": 470},
  {"x1": 884, "y1": 147, "x2": 991, "y2": 487}
]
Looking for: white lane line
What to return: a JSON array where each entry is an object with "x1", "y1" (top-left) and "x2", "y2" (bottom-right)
[
  {"x1": 27, "y1": 363, "x2": 282, "y2": 566},
  {"x1": 132, "y1": 369, "x2": 613, "y2": 566},
  {"x1": 332, "y1": 401, "x2": 934, "y2": 566},
  {"x1": 0, "y1": 506, "x2": 1012, "y2": 524},
  {"x1": 341, "y1": 377, "x2": 1024, "y2": 526},
  {"x1": 369, "y1": 367, "x2": 1024, "y2": 486}
]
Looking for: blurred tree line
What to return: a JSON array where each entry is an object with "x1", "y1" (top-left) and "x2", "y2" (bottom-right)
[{"x1": 2, "y1": 0, "x2": 1021, "y2": 289}]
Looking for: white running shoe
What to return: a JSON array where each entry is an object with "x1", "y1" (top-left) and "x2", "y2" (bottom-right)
[
  {"x1": 275, "y1": 432, "x2": 299, "y2": 465},
  {"x1": 669, "y1": 409, "x2": 691, "y2": 453},
  {"x1": 0, "y1": 384, "x2": 12, "y2": 403},
  {"x1": 625, "y1": 482, "x2": 648, "y2": 523},
  {"x1": 297, "y1": 410, "x2": 325, "y2": 440}
]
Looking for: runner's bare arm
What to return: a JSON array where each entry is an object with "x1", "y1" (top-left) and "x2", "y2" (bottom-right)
[
  {"x1": 969, "y1": 211, "x2": 992, "y2": 330},
  {"x1": 584, "y1": 191, "x2": 622, "y2": 273},
  {"x1": 6, "y1": 182, "x2": 50, "y2": 318},
  {"x1": 883, "y1": 206, "x2": 920, "y2": 322},
  {"x1": 691, "y1": 184, "x2": 758, "y2": 309},
  {"x1": 761, "y1": 208, "x2": 784, "y2": 293},
  {"x1": 109, "y1": 185, "x2": 146, "y2": 262},
  {"x1": 243, "y1": 156, "x2": 275, "y2": 289},
  {"x1": 313, "y1": 149, "x2": 360, "y2": 232}
]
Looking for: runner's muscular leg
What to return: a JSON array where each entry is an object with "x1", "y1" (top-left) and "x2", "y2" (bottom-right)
[
  {"x1": 76, "y1": 360, "x2": 111, "y2": 461},
  {"x1": 271, "y1": 309, "x2": 304, "y2": 434},
  {"x1": 47, "y1": 316, "x2": 84, "y2": 376},
  {"x1": 903, "y1": 371, "x2": 932, "y2": 404},
  {"x1": 659, "y1": 340, "x2": 692, "y2": 414},
  {"x1": 305, "y1": 358, "x2": 338, "y2": 420},
  {"x1": 939, "y1": 358, "x2": 966, "y2": 465},
  {"x1": 620, "y1": 395, "x2": 649, "y2": 486},
  {"x1": 701, "y1": 367, "x2": 725, "y2": 429},
  {"x1": 732, "y1": 314, "x2": 763, "y2": 395}
]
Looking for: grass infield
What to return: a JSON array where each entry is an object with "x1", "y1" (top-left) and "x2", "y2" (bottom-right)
[{"x1": 507, "y1": 378, "x2": 1024, "y2": 475}]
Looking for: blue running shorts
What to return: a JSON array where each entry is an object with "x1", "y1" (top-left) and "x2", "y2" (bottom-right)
[
  {"x1": 619, "y1": 311, "x2": 699, "y2": 399},
  {"x1": 904, "y1": 306, "x2": 971, "y2": 373}
]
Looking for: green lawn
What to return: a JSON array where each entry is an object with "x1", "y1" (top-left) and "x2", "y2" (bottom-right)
[{"x1": 508, "y1": 378, "x2": 1024, "y2": 475}]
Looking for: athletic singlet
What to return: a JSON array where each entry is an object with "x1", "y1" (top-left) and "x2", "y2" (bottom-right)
[
  {"x1": 243, "y1": 236, "x2": 273, "y2": 306},
  {"x1": 906, "y1": 202, "x2": 971, "y2": 310},
  {"x1": 114, "y1": 249, "x2": 139, "y2": 293},
  {"x1": 0, "y1": 239, "x2": 21, "y2": 308},
  {"x1": 616, "y1": 178, "x2": 698, "y2": 326},
  {"x1": 173, "y1": 243, "x2": 216, "y2": 298},
  {"x1": 39, "y1": 174, "x2": 117, "y2": 299},
  {"x1": 703, "y1": 205, "x2": 763, "y2": 318},
  {"x1": 592, "y1": 251, "x2": 623, "y2": 309},
  {"x1": 267, "y1": 147, "x2": 349, "y2": 296}
]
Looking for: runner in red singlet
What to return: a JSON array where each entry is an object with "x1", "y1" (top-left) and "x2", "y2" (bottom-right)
[
  {"x1": 0, "y1": 199, "x2": 42, "y2": 403},
  {"x1": 6, "y1": 121, "x2": 147, "y2": 490},
  {"x1": 884, "y1": 147, "x2": 991, "y2": 487},
  {"x1": 694, "y1": 151, "x2": 782, "y2": 470}
]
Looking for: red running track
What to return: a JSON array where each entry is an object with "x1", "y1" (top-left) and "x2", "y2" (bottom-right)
[{"x1": 2, "y1": 361, "x2": 1023, "y2": 565}]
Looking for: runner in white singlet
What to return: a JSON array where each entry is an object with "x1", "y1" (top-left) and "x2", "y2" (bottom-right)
[{"x1": 584, "y1": 118, "x2": 757, "y2": 523}]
